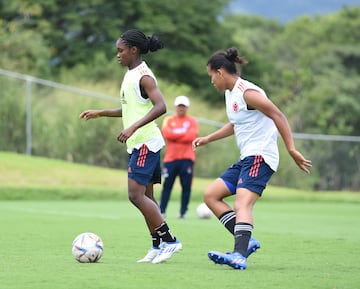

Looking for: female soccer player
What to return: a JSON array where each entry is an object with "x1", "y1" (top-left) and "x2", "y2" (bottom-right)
[
  {"x1": 79, "y1": 29, "x2": 182, "y2": 264},
  {"x1": 192, "y1": 47, "x2": 312, "y2": 270}
]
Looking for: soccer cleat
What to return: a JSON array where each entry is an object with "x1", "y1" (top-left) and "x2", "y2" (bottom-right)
[
  {"x1": 137, "y1": 247, "x2": 160, "y2": 263},
  {"x1": 151, "y1": 240, "x2": 182, "y2": 264},
  {"x1": 246, "y1": 237, "x2": 260, "y2": 257},
  {"x1": 208, "y1": 251, "x2": 247, "y2": 270}
]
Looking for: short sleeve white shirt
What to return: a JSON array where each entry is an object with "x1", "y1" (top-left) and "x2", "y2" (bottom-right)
[{"x1": 225, "y1": 77, "x2": 279, "y2": 171}]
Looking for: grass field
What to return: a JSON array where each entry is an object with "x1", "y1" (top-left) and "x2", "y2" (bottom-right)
[
  {"x1": 1, "y1": 152, "x2": 360, "y2": 289},
  {"x1": 0, "y1": 200, "x2": 359, "y2": 289}
]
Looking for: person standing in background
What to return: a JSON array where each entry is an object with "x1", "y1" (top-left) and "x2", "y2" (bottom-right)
[{"x1": 160, "y1": 96, "x2": 199, "y2": 219}]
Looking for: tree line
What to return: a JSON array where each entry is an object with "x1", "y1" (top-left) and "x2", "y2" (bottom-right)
[{"x1": 1, "y1": 1, "x2": 359, "y2": 190}]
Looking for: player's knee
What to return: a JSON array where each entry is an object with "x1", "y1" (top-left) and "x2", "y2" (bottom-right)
[
  {"x1": 203, "y1": 188, "x2": 216, "y2": 204},
  {"x1": 234, "y1": 199, "x2": 253, "y2": 213},
  {"x1": 128, "y1": 190, "x2": 142, "y2": 206}
]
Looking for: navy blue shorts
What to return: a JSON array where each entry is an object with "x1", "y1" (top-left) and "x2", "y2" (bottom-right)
[
  {"x1": 128, "y1": 144, "x2": 162, "y2": 186},
  {"x1": 220, "y1": 155, "x2": 274, "y2": 196}
]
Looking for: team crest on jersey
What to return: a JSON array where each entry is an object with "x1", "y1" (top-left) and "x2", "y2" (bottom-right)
[{"x1": 232, "y1": 102, "x2": 239, "y2": 112}]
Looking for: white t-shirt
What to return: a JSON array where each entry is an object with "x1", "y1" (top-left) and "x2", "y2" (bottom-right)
[{"x1": 225, "y1": 77, "x2": 279, "y2": 171}]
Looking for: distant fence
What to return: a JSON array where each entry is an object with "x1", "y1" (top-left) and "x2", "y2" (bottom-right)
[{"x1": 1, "y1": 68, "x2": 359, "y2": 156}]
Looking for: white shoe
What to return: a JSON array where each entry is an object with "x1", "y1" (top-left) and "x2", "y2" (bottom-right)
[
  {"x1": 137, "y1": 247, "x2": 160, "y2": 263},
  {"x1": 152, "y1": 240, "x2": 182, "y2": 264}
]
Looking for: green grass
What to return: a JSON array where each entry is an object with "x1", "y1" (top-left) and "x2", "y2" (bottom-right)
[
  {"x1": 1, "y1": 151, "x2": 360, "y2": 289},
  {"x1": 1, "y1": 151, "x2": 360, "y2": 202},
  {"x1": 0, "y1": 200, "x2": 359, "y2": 289}
]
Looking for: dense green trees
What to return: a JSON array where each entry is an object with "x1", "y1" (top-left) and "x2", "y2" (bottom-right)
[
  {"x1": 0, "y1": 0, "x2": 229, "y2": 97},
  {"x1": 1, "y1": 1, "x2": 359, "y2": 190}
]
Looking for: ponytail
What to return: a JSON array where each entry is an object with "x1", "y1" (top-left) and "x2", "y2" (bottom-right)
[
  {"x1": 120, "y1": 29, "x2": 164, "y2": 54},
  {"x1": 207, "y1": 47, "x2": 248, "y2": 74}
]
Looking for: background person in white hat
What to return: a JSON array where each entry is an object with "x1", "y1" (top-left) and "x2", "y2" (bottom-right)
[{"x1": 160, "y1": 96, "x2": 199, "y2": 218}]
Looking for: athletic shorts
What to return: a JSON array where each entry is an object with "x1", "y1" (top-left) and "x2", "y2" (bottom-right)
[
  {"x1": 128, "y1": 144, "x2": 162, "y2": 186},
  {"x1": 220, "y1": 155, "x2": 274, "y2": 196}
]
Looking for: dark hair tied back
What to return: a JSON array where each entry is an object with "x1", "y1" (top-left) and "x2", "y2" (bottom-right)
[
  {"x1": 121, "y1": 29, "x2": 164, "y2": 54},
  {"x1": 227, "y1": 47, "x2": 249, "y2": 66},
  {"x1": 207, "y1": 47, "x2": 248, "y2": 75},
  {"x1": 226, "y1": 47, "x2": 238, "y2": 62},
  {"x1": 147, "y1": 35, "x2": 164, "y2": 52}
]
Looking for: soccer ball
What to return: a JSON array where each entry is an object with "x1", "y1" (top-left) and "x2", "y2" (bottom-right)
[
  {"x1": 196, "y1": 203, "x2": 213, "y2": 219},
  {"x1": 71, "y1": 232, "x2": 104, "y2": 263}
]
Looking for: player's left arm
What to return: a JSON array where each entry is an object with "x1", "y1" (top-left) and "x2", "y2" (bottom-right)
[
  {"x1": 117, "y1": 75, "x2": 166, "y2": 143},
  {"x1": 244, "y1": 89, "x2": 312, "y2": 173}
]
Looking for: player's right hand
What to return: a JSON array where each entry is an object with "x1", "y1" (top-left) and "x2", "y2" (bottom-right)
[
  {"x1": 79, "y1": 110, "x2": 100, "y2": 120},
  {"x1": 192, "y1": 136, "x2": 208, "y2": 151}
]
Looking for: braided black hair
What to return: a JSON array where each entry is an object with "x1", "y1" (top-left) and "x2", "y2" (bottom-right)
[{"x1": 120, "y1": 29, "x2": 164, "y2": 54}]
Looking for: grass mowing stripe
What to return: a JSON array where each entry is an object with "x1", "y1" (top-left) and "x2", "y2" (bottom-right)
[
  {"x1": 0, "y1": 200, "x2": 359, "y2": 289},
  {"x1": 1, "y1": 205, "x2": 122, "y2": 220}
]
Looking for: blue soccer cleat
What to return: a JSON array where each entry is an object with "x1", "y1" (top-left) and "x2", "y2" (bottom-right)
[
  {"x1": 246, "y1": 237, "x2": 260, "y2": 257},
  {"x1": 208, "y1": 237, "x2": 260, "y2": 269},
  {"x1": 208, "y1": 251, "x2": 247, "y2": 270}
]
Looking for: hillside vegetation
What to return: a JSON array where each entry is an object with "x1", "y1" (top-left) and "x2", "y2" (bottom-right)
[{"x1": 1, "y1": 2, "x2": 360, "y2": 190}]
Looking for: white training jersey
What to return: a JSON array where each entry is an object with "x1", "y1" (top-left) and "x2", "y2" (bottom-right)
[{"x1": 225, "y1": 77, "x2": 279, "y2": 171}]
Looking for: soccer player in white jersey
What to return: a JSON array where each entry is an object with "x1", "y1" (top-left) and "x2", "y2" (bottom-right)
[
  {"x1": 192, "y1": 47, "x2": 312, "y2": 270},
  {"x1": 79, "y1": 29, "x2": 182, "y2": 264}
]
